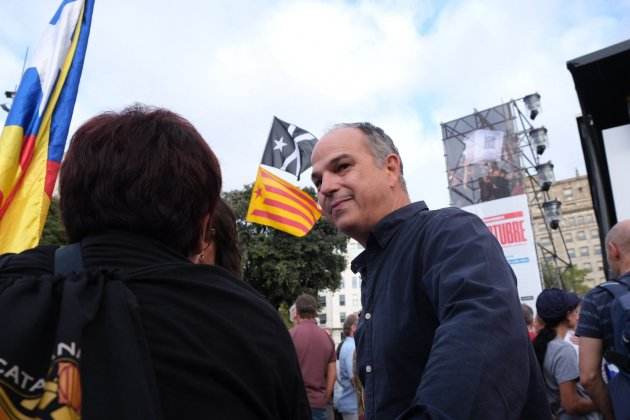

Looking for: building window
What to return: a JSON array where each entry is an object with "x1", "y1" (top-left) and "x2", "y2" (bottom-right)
[
  {"x1": 594, "y1": 246, "x2": 602, "y2": 256},
  {"x1": 576, "y1": 231, "x2": 586, "y2": 240},
  {"x1": 352, "y1": 296, "x2": 360, "y2": 307},
  {"x1": 339, "y1": 295, "x2": 346, "y2": 306},
  {"x1": 340, "y1": 312, "x2": 346, "y2": 323},
  {"x1": 563, "y1": 188, "x2": 573, "y2": 200},
  {"x1": 565, "y1": 233, "x2": 573, "y2": 242},
  {"x1": 583, "y1": 262, "x2": 592, "y2": 271},
  {"x1": 577, "y1": 215, "x2": 585, "y2": 226},
  {"x1": 580, "y1": 246, "x2": 589, "y2": 257},
  {"x1": 319, "y1": 314, "x2": 327, "y2": 324},
  {"x1": 591, "y1": 229, "x2": 599, "y2": 239},
  {"x1": 318, "y1": 295, "x2": 326, "y2": 307},
  {"x1": 568, "y1": 248, "x2": 576, "y2": 258}
]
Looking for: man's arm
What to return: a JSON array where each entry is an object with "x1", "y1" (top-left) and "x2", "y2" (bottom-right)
[
  {"x1": 325, "y1": 361, "x2": 336, "y2": 402},
  {"x1": 579, "y1": 337, "x2": 614, "y2": 420},
  {"x1": 401, "y1": 210, "x2": 550, "y2": 419},
  {"x1": 558, "y1": 380, "x2": 597, "y2": 415}
]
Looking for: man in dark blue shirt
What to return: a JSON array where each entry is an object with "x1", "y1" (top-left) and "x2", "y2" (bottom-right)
[
  {"x1": 577, "y1": 219, "x2": 630, "y2": 420},
  {"x1": 310, "y1": 122, "x2": 550, "y2": 420}
]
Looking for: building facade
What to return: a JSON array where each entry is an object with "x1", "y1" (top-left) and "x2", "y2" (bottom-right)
[
  {"x1": 318, "y1": 239, "x2": 363, "y2": 344},
  {"x1": 528, "y1": 174, "x2": 606, "y2": 288}
]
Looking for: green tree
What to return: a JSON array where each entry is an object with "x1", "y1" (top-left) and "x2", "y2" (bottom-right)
[
  {"x1": 40, "y1": 197, "x2": 68, "y2": 246},
  {"x1": 541, "y1": 262, "x2": 590, "y2": 294},
  {"x1": 224, "y1": 184, "x2": 347, "y2": 309}
]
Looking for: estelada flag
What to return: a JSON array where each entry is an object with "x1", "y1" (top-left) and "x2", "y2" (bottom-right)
[
  {"x1": 246, "y1": 166, "x2": 321, "y2": 237},
  {"x1": 0, "y1": 0, "x2": 94, "y2": 253},
  {"x1": 260, "y1": 116, "x2": 317, "y2": 180}
]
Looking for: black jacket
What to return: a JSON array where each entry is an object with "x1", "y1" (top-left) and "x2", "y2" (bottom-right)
[{"x1": 0, "y1": 232, "x2": 310, "y2": 419}]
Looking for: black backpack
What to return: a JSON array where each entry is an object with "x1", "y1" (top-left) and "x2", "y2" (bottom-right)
[
  {"x1": 598, "y1": 274, "x2": 630, "y2": 415},
  {"x1": 0, "y1": 244, "x2": 162, "y2": 419}
]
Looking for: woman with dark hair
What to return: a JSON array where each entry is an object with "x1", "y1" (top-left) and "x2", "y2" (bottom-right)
[
  {"x1": 195, "y1": 198, "x2": 242, "y2": 278},
  {"x1": 0, "y1": 105, "x2": 309, "y2": 419},
  {"x1": 534, "y1": 288, "x2": 601, "y2": 420}
]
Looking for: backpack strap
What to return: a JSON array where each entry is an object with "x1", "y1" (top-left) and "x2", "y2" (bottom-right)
[
  {"x1": 599, "y1": 275, "x2": 630, "y2": 374},
  {"x1": 598, "y1": 281, "x2": 629, "y2": 299},
  {"x1": 54, "y1": 243, "x2": 84, "y2": 275},
  {"x1": 617, "y1": 275, "x2": 630, "y2": 289}
]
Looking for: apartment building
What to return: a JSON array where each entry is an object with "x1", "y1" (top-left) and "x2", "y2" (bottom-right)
[
  {"x1": 528, "y1": 174, "x2": 606, "y2": 287},
  {"x1": 317, "y1": 239, "x2": 364, "y2": 344}
]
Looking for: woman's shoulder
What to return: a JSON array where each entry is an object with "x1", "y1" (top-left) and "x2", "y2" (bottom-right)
[
  {"x1": 0, "y1": 245, "x2": 57, "y2": 277},
  {"x1": 546, "y1": 337, "x2": 578, "y2": 365}
]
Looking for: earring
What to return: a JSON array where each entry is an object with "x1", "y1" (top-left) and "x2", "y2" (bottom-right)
[{"x1": 199, "y1": 252, "x2": 205, "y2": 263}]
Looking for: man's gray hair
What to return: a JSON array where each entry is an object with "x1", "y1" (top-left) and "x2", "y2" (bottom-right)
[{"x1": 332, "y1": 122, "x2": 407, "y2": 192}]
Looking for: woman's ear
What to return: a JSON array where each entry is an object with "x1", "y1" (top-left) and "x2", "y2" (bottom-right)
[{"x1": 192, "y1": 213, "x2": 212, "y2": 256}]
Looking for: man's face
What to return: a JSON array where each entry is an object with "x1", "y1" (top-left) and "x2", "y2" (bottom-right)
[{"x1": 311, "y1": 128, "x2": 398, "y2": 244}]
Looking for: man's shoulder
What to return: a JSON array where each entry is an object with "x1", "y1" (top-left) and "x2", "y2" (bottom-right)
[
  {"x1": 398, "y1": 205, "x2": 473, "y2": 233},
  {"x1": 340, "y1": 338, "x2": 355, "y2": 357},
  {"x1": 421, "y1": 206, "x2": 481, "y2": 226},
  {"x1": 583, "y1": 283, "x2": 616, "y2": 306}
]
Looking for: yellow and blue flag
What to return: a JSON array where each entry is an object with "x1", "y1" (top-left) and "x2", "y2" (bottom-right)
[{"x1": 0, "y1": 0, "x2": 94, "y2": 253}]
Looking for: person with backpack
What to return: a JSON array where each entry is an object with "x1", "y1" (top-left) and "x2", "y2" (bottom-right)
[
  {"x1": 578, "y1": 219, "x2": 630, "y2": 420},
  {"x1": 0, "y1": 106, "x2": 310, "y2": 419},
  {"x1": 534, "y1": 288, "x2": 601, "y2": 419}
]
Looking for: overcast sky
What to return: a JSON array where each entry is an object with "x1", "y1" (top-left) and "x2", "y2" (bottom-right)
[{"x1": 1, "y1": 0, "x2": 629, "y2": 208}]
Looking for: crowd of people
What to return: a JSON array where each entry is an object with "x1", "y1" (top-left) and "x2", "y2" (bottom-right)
[{"x1": 1, "y1": 105, "x2": 629, "y2": 419}]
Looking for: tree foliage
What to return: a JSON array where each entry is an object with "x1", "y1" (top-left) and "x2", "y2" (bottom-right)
[
  {"x1": 40, "y1": 197, "x2": 68, "y2": 246},
  {"x1": 224, "y1": 184, "x2": 347, "y2": 309},
  {"x1": 541, "y1": 262, "x2": 590, "y2": 294}
]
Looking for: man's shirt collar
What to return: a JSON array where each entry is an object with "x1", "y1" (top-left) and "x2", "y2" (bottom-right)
[{"x1": 351, "y1": 201, "x2": 428, "y2": 273}]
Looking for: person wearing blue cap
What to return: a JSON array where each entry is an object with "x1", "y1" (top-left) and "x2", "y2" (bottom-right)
[{"x1": 534, "y1": 288, "x2": 602, "y2": 419}]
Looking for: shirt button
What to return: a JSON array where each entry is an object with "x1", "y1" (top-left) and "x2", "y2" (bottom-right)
[
  {"x1": 365, "y1": 313, "x2": 371, "y2": 320},
  {"x1": 366, "y1": 365, "x2": 372, "y2": 373}
]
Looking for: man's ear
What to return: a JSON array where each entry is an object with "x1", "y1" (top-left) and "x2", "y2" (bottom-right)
[
  {"x1": 192, "y1": 213, "x2": 212, "y2": 256},
  {"x1": 384, "y1": 154, "x2": 402, "y2": 187},
  {"x1": 608, "y1": 242, "x2": 620, "y2": 260}
]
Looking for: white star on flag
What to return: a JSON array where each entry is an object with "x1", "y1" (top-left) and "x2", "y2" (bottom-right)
[{"x1": 273, "y1": 137, "x2": 287, "y2": 152}]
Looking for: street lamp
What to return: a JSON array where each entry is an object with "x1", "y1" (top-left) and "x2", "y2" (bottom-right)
[
  {"x1": 543, "y1": 199, "x2": 562, "y2": 230},
  {"x1": 530, "y1": 127, "x2": 548, "y2": 155},
  {"x1": 524, "y1": 93, "x2": 541, "y2": 120},
  {"x1": 536, "y1": 161, "x2": 555, "y2": 191}
]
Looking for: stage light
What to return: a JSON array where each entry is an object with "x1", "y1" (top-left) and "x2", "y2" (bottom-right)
[
  {"x1": 543, "y1": 199, "x2": 562, "y2": 230},
  {"x1": 4, "y1": 91, "x2": 15, "y2": 99},
  {"x1": 524, "y1": 93, "x2": 541, "y2": 120},
  {"x1": 530, "y1": 127, "x2": 548, "y2": 155},
  {"x1": 536, "y1": 161, "x2": 555, "y2": 192},
  {"x1": 1, "y1": 103, "x2": 10, "y2": 113}
]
